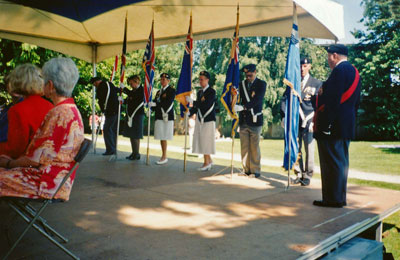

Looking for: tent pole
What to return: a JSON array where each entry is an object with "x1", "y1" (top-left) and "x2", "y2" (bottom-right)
[{"x1": 91, "y1": 44, "x2": 97, "y2": 154}]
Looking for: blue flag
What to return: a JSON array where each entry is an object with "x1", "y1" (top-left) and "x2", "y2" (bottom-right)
[
  {"x1": 220, "y1": 7, "x2": 240, "y2": 138},
  {"x1": 176, "y1": 14, "x2": 193, "y2": 116},
  {"x1": 283, "y1": 5, "x2": 301, "y2": 170}
]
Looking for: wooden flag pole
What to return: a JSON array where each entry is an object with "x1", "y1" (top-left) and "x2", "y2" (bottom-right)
[
  {"x1": 146, "y1": 107, "x2": 151, "y2": 165},
  {"x1": 230, "y1": 134, "x2": 235, "y2": 179},
  {"x1": 183, "y1": 110, "x2": 189, "y2": 172},
  {"x1": 286, "y1": 88, "x2": 293, "y2": 191}
]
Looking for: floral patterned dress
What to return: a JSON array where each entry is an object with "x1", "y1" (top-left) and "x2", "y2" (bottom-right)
[{"x1": 0, "y1": 98, "x2": 84, "y2": 201}]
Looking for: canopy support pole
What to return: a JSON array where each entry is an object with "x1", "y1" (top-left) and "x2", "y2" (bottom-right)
[{"x1": 91, "y1": 44, "x2": 98, "y2": 154}]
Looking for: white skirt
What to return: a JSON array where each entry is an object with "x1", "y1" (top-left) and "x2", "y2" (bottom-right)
[
  {"x1": 192, "y1": 118, "x2": 216, "y2": 155},
  {"x1": 154, "y1": 120, "x2": 174, "y2": 140}
]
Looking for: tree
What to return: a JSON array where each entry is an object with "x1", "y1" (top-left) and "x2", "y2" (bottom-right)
[{"x1": 352, "y1": 0, "x2": 400, "y2": 140}]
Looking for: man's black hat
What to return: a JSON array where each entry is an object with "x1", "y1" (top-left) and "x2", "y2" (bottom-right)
[
  {"x1": 326, "y1": 44, "x2": 348, "y2": 56},
  {"x1": 90, "y1": 76, "x2": 102, "y2": 84},
  {"x1": 243, "y1": 64, "x2": 256, "y2": 73},
  {"x1": 160, "y1": 73, "x2": 170, "y2": 79},
  {"x1": 300, "y1": 57, "x2": 312, "y2": 65},
  {"x1": 199, "y1": 71, "x2": 210, "y2": 79}
]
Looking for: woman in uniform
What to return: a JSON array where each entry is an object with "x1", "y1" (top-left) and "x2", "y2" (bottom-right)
[
  {"x1": 189, "y1": 71, "x2": 216, "y2": 171},
  {"x1": 123, "y1": 75, "x2": 145, "y2": 160}
]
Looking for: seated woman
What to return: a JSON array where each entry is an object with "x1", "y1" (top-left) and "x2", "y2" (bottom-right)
[
  {"x1": 0, "y1": 57, "x2": 84, "y2": 201},
  {"x1": 0, "y1": 64, "x2": 53, "y2": 158}
]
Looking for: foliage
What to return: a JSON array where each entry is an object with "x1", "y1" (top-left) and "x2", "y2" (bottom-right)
[
  {"x1": 352, "y1": 0, "x2": 400, "y2": 140},
  {"x1": 0, "y1": 36, "x2": 330, "y2": 137}
]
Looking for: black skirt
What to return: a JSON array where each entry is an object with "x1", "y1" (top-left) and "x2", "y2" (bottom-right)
[{"x1": 123, "y1": 113, "x2": 144, "y2": 139}]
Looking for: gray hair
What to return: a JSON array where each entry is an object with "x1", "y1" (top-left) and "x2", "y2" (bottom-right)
[{"x1": 42, "y1": 57, "x2": 79, "y2": 97}]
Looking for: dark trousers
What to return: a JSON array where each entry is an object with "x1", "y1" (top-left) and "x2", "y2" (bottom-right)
[
  {"x1": 317, "y1": 138, "x2": 350, "y2": 204},
  {"x1": 295, "y1": 129, "x2": 315, "y2": 179},
  {"x1": 104, "y1": 114, "x2": 118, "y2": 153}
]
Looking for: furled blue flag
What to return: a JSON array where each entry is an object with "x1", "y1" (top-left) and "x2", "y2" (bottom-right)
[
  {"x1": 142, "y1": 19, "x2": 155, "y2": 106},
  {"x1": 220, "y1": 6, "x2": 240, "y2": 138},
  {"x1": 176, "y1": 13, "x2": 193, "y2": 117},
  {"x1": 283, "y1": 4, "x2": 301, "y2": 170}
]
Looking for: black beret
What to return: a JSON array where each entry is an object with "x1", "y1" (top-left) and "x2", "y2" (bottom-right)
[
  {"x1": 199, "y1": 71, "x2": 210, "y2": 79},
  {"x1": 326, "y1": 44, "x2": 348, "y2": 56},
  {"x1": 160, "y1": 73, "x2": 170, "y2": 79},
  {"x1": 243, "y1": 64, "x2": 256, "y2": 73},
  {"x1": 90, "y1": 76, "x2": 102, "y2": 84},
  {"x1": 300, "y1": 57, "x2": 312, "y2": 65}
]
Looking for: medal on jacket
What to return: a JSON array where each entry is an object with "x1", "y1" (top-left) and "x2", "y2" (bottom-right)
[{"x1": 251, "y1": 91, "x2": 255, "y2": 98}]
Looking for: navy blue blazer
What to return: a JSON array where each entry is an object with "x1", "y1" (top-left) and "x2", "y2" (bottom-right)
[
  {"x1": 314, "y1": 61, "x2": 361, "y2": 139},
  {"x1": 189, "y1": 86, "x2": 216, "y2": 122},
  {"x1": 238, "y1": 77, "x2": 266, "y2": 127},
  {"x1": 281, "y1": 75, "x2": 322, "y2": 129},
  {"x1": 97, "y1": 81, "x2": 119, "y2": 116},
  {"x1": 154, "y1": 85, "x2": 176, "y2": 121},
  {"x1": 123, "y1": 85, "x2": 144, "y2": 116}
]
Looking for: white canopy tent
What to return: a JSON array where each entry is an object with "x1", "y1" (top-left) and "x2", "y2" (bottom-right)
[
  {"x1": 0, "y1": 0, "x2": 344, "y2": 63},
  {"x1": 0, "y1": 0, "x2": 344, "y2": 153}
]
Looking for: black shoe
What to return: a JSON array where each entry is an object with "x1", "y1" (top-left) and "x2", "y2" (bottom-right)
[
  {"x1": 103, "y1": 152, "x2": 115, "y2": 156},
  {"x1": 126, "y1": 154, "x2": 134, "y2": 160},
  {"x1": 300, "y1": 178, "x2": 310, "y2": 186},
  {"x1": 313, "y1": 200, "x2": 344, "y2": 208},
  {"x1": 290, "y1": 177, "x2": 302, "y2": 185},
  {"x1": 133, "y1": 154, "x2": 140, "y2": 160},
  {"x1": 249, "y1": 173, "x2": 261, "y2": 178}
]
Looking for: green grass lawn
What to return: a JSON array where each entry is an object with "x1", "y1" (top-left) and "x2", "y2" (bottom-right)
[
  {"x1": 383, "y1": 210, "x2": 400, "y2": 259},
  {"x1": 141, "y1": 135, "x2": 400, "y2": 175}
]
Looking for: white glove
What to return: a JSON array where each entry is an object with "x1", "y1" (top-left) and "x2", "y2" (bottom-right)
[
  {"x1": 149, "y1": 101, "x2": 157, "y2": 107},
  {"x1": 234, "y1": 105, "x2": 244, "y2": 112},
  {"x1": 119, "y1": 82, "x2": 126, "y2": 89},
  {"x1": 308, "y1": 122, "x2": 314, "y2": 132},
  {"x1": 185, "y1": 96, "x2": 193, "y2": 103},
  {"x1": 118, "y1": 96, "x2": 124, "y2": 102}
]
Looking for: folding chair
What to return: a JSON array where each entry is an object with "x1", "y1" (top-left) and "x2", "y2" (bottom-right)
[{"x1": 2, "y1": 138, "x2": 92, "y2": 260}]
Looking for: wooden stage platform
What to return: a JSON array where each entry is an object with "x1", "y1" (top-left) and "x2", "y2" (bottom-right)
[{"x1": 1, "y1": 152, "x2": 400, "y2": 259}]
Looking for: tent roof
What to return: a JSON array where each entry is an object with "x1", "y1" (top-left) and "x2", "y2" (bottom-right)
[{"x1": 0, "y1": 0, "x2": 344, "y2": 63}]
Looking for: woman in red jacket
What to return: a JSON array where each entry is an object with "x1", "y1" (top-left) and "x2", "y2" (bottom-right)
[{"x1": 0, "y1": 64, "x2": 53, "y2": 158}]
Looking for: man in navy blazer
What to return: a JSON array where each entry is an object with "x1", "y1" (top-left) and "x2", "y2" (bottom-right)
[
  {"x1": 236, "y1": 64, "x2": 267, "y2": 178},
  {"x1": 313, "y1": 44, "x2": 361, "y2": 208},
  {"x1": 281, "y1": 57, "x2": 322, "y2": 186}
]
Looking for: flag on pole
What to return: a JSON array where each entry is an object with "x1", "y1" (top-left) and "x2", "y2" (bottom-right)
[
  {"x1": 110, "y1": 55, "x2": 118, "y2": 82},
  {"x1": 142, "y1": 19, "x2": 155, "y2": 105},
  {"x1": 283, "y1": 4, "x2": 301, "y2": 170},
  {"x1": 176, "y1": 13, "x2": 193, "y2": 115},
  {"x1": 220, "y1": 6, "x2": 240, "y2": 138},
  {"x1": 120, "y1": 14, "x2": 127, "y2": 85}
]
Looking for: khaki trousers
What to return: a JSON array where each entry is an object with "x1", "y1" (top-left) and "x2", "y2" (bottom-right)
[{"x1": 239, "y1": 124, "x2": 262, "y2": 174}]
